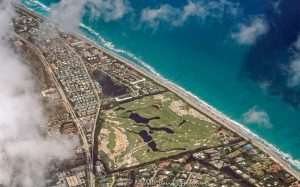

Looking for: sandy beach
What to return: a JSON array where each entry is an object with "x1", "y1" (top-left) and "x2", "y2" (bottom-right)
[
  {"x1": 80, "y1": 35, "x2": 300, "y2": 180},
  {"x1": 15, "y1": 3, "x2": 300, "y2": 180}
]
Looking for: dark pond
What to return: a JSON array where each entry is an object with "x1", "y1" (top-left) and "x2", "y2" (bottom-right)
[
  {"x1": 94, "y1": 70, "x2": 128, "y2": 97},
  {"x1": 137, "y1": 130, "x2": 184, "y2": 152},
  {"x1": 146, "y1": 124, "x2": 174, "y2": 134},
  {"x1": 128, "y1": 111, "x2": 176, "y2": 151},
  {"x1": 129, "y1": 113, "x2": 160, "y2": 124},
  {"x1": 128, "y1": 112, "x2": 174, "y2": 134},
  {"x1": 138, "y1": 130, "x2": 158, "y2": 151}
]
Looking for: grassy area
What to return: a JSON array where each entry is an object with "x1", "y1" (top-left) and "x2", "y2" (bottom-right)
[
  {"x1": 97, "y1": 92, "x2": 221, "y2": 170},
  {"x1": 107, "y1": 130, "x2": 116, "y2": 150}
]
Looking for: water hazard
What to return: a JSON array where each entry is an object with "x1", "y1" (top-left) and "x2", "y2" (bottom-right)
[
  {"x1": 94, "y1": 70, "x2": 128, "y2": 97},
  {"x1": 126, "y1": 111, "x2": 176, "y2": 151}
]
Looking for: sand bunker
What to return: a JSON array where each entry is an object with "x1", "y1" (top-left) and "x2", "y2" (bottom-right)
[
  {"x1": 169, "y1": 100, "x2": 212, "y2": 122},
  {"x1": 113, "y1": 127, "x2": 128, "y2": 156},
  {"x1": 104, "y1": 109, "x2": 117, "y2": 119},
  {"x1": 154, "y1": 94, "x2": 170, "y2": 103},
  {"x1": 99, "y1": 127, "x2": 129, "y2": 165},
  {"x1": 105, "y1": 119, "x2": 122, "y2": 126}
]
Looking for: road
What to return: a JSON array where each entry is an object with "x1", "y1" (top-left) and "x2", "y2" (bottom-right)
[
  {"x1": 13, "y1": 33, "x2": 97, "y2": 187},
  {"x1": 14, "y1": 2, "x2": 300, "y2": 181},
  {"x1": 61, "y1": 37, "x2": 102, "y2": 187},
  {"x1": 75, "y1": 32, "x2": 300, "y2": 180}
]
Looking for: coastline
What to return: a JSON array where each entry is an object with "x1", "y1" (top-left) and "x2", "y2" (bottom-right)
[
  {"x1": 82, "y1": 37, "x2": 300, "y2": 180},
  {"x1": 15, "y1": 2, "x2": 300, "y2": 180}
]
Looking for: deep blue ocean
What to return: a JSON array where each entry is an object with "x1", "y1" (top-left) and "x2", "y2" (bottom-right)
[{"x1": 21, "y1": 0, "x2": 300, "y2": 170}]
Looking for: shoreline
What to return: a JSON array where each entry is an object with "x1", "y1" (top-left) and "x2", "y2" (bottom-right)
[
  {"x1": 82, "y1": 36, "x2": 300, "y2": 180},
  {"x1": 15, "y1": 2, "x2": 300, "y2": 180}
]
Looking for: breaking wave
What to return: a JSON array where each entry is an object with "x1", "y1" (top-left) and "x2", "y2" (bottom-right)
[
  {"x1": 79, "y1": 23, "x2": 159, "y2": 74},
  {"x1": 77, "y1": 23, "x2": 300, "y2": 172},
  {"x1": 22, "y1": 0, "x2": 51, "y2": 11},
  {"x1": 22, "y1": 0, "x2": 300, "y2": 173}
]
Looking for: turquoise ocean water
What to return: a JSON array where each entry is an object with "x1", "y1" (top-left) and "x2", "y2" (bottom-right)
[{"x1": 21, "y1": 0, "x2": 300, "y2": 170}]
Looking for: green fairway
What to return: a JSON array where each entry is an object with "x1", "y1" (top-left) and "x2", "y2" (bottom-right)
[{"x1": 97, "y1": 92, "x2": 221, "y2": 170}]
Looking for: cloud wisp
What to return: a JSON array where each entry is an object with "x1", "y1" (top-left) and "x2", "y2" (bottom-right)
[
  {"x1": 0, "y1": 1, "x2": 77, "y2": 187},
  {"x1": 140, "y1": 0, "x2": 240, "y2": 29},
  {"x1": 48, "y1": 0, "x2": 131, "y2": 33},
  {"x1": 288, "y1": 35, "x2": 300, "y2": 87},
  {"x1": 232, "y1": 16, "x2": 269, "y2": 45},
  {"x1": 272, "y1": 0, "x2": 282, "y2": 14},
  {"x1": 242, "y1": 106, "x2": 273, "y2": 128}
]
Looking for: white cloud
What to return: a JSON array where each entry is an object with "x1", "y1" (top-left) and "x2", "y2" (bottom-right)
[
  {"x1": 49, "y1": 0, "x2": 86, "y2": 33},
  {"x1": 140, "y1": 0, "x2": 240, "y2": 29},
  {"x1": 288, "y1": 58, "x2": 300, "y2": 87},
  {"x1": 140, "y1": 5, "x2": 179, "y2": 28},
  {"x1": 294, "y1": 35, "x2": 300, "y2": 49},
  {"x1": 0, "y1": 1, "x2": 77, "y2": 186},
  {"x1": 242, "y1": 106, "x2": 272, "y2": 128},
  {"x1": 232, "y1": 16, "x2": 269, "y2": 45},
  {"x1": 48, "y1": 0, "x2": 131, "y2": 33},
  {"x1": 88, "y1": 0, "x2": 131, "y2": 21},
  {"x1": 288, "y1": 35, "x2": 300, "y2": 87}
]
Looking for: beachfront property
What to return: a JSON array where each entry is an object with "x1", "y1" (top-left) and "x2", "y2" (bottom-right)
[
  {"x1": 11, "y1": 3, "x2": 300, "y2": 187},
  {"x1": 62, "y1": 34, "x2": 165, "y2": 99}
]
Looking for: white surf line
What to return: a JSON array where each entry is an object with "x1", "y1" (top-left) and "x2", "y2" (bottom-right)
[
  {"x1": 23, "y1": 0, "x2": 300, "y2": 173},
  {"x1": 79, "y1": 26, "x2": 300, "y2": 173},
  {"x1": 24, "y1": 0, "x2": 51, "y2": 11},
  {"x1": 79, "y1": 25, "x2": 300, "y2": 173},
  {"x1": 79, "y1": 24, "x2": 156, "y2": 72}
]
